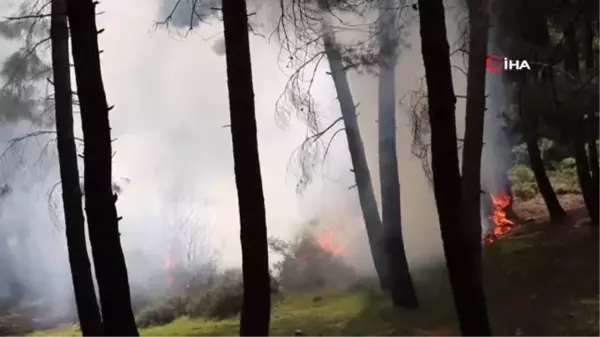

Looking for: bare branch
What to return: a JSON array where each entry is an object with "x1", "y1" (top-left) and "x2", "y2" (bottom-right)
[
  {"x1": 322, "y1": 127, "x2": 345, "y2": 161},
  {"x1": 3, "y1": 13, "x2": 52, "y2": 21},
  {"x1": 404, "y1": 77, "x2": 433, "y2": 186}
]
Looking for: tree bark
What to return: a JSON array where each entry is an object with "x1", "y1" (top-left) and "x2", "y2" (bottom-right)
[
  {"x1": 462, "y1": 0, "x2": 489, "y2": 254},
  {"x1": 221, "y1": 0, "x2": 271, "y2": 335},
  {"x1": 583, "y1": 12, "x2": 599, "y2": 203},
  {"x1": 563, "y1": 4, "x2": 581, "y2": 81},
  {"x1": 51, "y1": 0, "x2": 103, "y2": 335},
  {"x1": 417, "y1": 0, "x2": 491, "y2": 334},
  {"x1": 377, "y1": 0, "x2": 418, "y2": 308},
  {"x1": 517, "y1": 85, "x2": 566, "y2": 220},
  {"x1": 561, "y1": 9, "x2": 598, "y2": 224},
  {"x1": 574, "y1": 122, "x2": 599, "y2": 224},
  {"x1": 65, "y1": 1, "x2": 139, "y2": 335},
  {"x1": 583, "y1": 13, "x2": 595, "y2": 71},
  {"x1": 525, "y1": 136, "x2": 567, "y2": 219},
  {"x1": 586, "y1": 113, "x2": 599, "y2": 200},
  {"x1": 317, "y1": 0, "x2": 388, "y2": 289}
]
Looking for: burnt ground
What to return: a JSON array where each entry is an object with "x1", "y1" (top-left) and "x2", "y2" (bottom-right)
[{"x1": 419, "y1": 193, "x2": 599, "y2": 336}]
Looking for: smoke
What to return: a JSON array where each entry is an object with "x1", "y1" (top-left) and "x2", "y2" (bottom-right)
[
  {"x1": 0, "y1": 0, "x2": 73, "y2": 322},
  {"x1": 0, "y1": 123, "x2": 72, "y2": 322},
  {"x1": 0, "y1": 0, "x2": 513, "y2": 326},
  {"x1": 211, "y1": 37, "x2": 225, "y2": 56},
  {"x1": 479, "y1": 1, "x2": 516, "y2": 232},
  {"x1": 158, "y1": 0, "x2": 220, "y2": 28},
  {"x1": 339, "y1": 0, "x2": 474, "y2": 270}
]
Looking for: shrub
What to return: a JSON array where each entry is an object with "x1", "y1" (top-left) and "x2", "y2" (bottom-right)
[
  {"x1": 129, "y1": 285, "x2": 154, "y2": 315},
  {"x1": 269, "y1": 227, "x2": 357, "y2": 292},
  {"x1": 549, "y1": 165, "x2": 580, "y2": 194},
  {"x1": 136, "y1": 295, "x2": 187, "y2": 328},
  {"x1": 509, "y1": 164, "x2": 535, "y2": 184},
  {"x1": 186, "y1": 269, "x2": 244, "y2": 319},
  {"x1": 512, "y1": 182, "x2": 538, "y2": 200},
  {"x1": 510, "y1": 164, "x2": 538, "y2": 200},
  {"x1": 137, "y1": 268, "x2": 281, "y2": 326},
  {"x1": 559, "y1": 157, "x2": 576, "y2": 170},
  {"x1": 511, "y1": 143, "x2": 529, "y2": 165}
]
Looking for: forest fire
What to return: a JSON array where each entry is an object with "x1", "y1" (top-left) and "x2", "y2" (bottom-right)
[
  {"x1": 316, "y1": 230, "x2": 345, "y2": 256},
  {"x1": 164, "y1": 243, "x2": 178, "y2": 286},
  {"x1": 483, "y1": 189, "x2": 515, "y2": 244}
]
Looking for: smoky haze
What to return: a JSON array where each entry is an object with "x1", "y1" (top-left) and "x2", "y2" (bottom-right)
[{"x1": 0, "y1": 0, "x2": 510, "y2": 323}]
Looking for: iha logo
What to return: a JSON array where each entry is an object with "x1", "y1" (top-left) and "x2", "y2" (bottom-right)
[{"x1": 486, "y1": 55, "x2": 531, "y2": 72}]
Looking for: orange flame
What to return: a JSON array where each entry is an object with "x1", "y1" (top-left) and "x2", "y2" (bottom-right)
[
  {"x1": 316, "y1": 230, "x2": 345, "y2": 256},
  {"x1": 483, "y1": 189, "x2": 515, "y2": 244},
  {"x1": 164, "y1": 242, "x2": 178, "y2": 286}
]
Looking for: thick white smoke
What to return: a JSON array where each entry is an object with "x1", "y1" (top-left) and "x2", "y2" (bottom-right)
[{"x1": 0, "y1": 0, "x2": 514, "y2": 324}]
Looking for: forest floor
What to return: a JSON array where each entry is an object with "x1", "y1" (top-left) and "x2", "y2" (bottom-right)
[{"x1": 31, "y1": 193, "x2": 599, "y2": 336}]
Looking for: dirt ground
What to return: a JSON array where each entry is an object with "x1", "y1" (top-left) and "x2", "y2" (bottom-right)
[
  {"x1": 512, "y1": 193, "x2": 587, "y2": 223},
  {"x1": 419, "y1": 193, "x2": 599, "y2": 336}
]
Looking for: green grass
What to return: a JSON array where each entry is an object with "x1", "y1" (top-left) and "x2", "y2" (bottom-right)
[
  {"x1": 29, "y1": 268, "x2": 452, "y2": 337},
  {"x1": 31, "y1": 217, "x2": 599, "y2": 336},
  {"x1": 31, "y1": 288, "x2": 453, "y2": 336}
]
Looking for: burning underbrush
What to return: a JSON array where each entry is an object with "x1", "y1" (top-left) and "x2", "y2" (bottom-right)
[
  {"x1": 134, "y1": 227, "x2": 358, "y2": 328},
  {"x1": 268, "y1": 228, "x2": 358, "y2": 291},
  {"x1": 483, "y1": 189, "x2": 517, "y2": 244}
]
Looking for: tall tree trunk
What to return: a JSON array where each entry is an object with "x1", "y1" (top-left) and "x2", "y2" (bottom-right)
[
  {"x1": 563, "y1": 5, "x2": 581, "y2": 81},
  {"x1": 377, "y1": 0, "x2": 418, "y2": 308},
  {"x1": 586, "y1": 113, "x2": 599, "y2": 199},
  {"x1": 527, "y1": 17, "x2": 557, "y2": 217},
  {"x1": 574, "y1": 121, "x2": 599, "y2": 224},
  {"x1": 583, "y1": 13, "x2": 595, "y2": 71},
  {"x1": 462, "y1": 0, "x2": 489, "y2": 253},
  {"x1": 562, "y1": 12, "x2": 599, "y2": 224},
  {"x1": 583, "y1": 10, "x2": 599, "y2": 208},
  {"x1": 221, "y1": 0, "x2": 271, "y2": 335},
  {"x1": 51, "y1": 0, "x2": 103, "y2": 335},
  {"x1": 65, "y1": 1, "x2": 139, "y2": 335},
  {"x1": 517, "y1": 84, "x2": 566, "y2": 220},
  {"x1": 524, "y1": 136, "x2": 566, "y2": 219},
  {"x1": 417, "y1": 0, "x2": 491, "y2": 334},
  {"x1": 317, "y1": 0, "x2": 388, "y2": 289}
]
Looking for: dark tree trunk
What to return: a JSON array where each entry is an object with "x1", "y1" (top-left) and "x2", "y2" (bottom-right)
[
  {"x1": 563, "y1": 4, "x2": 581, "y2": 81},
  {"x1": 584, "y1": 17, "x2": 600, "y2": 192},
  {"x1": 65, "y1": 1, "x2": 139, "y2": 335},
  {"x1": 221, "y1": 0, "x2": 271, "y2": 335},
  {"x1": 377, "y1": 0, "x2": 418, "y2": 308},
  {"x1": 417, "y1": 0, "x2": 491, "y2": 335},
  {"x1": 317, "y1": 0, "x2": 388, "y2": 289},
  {"x1": 517, "y1": 85, "x2": 566, "y2": 220},
  {"x1": 462, "y1": 0, "x2": 489, "y2": 253},
  {"x1": 574, "y1": 124, "x2": 599, "y2": 224},
  {"x1": 562, "y1": 11, "x2": 598, "y2": 224},
  {"x1": 586, "y1": 113, "x2": 599, "y2": 198},
  {"x1": 583, "y1": 10, "x2": 599, "y2": 198},
  {"x1": 525, "y1": 136, "x2": 567, "y2": 219},
  {"x1": 50, "y1": 0, "x2": 103, "y2": 335},
  {"x1": 583, "y1": 15, "x2": 595, "y2": 71}
]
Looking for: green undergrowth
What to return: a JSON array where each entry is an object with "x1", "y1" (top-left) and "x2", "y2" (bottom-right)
[
  {"x1": 30, "y1": 283, "x2": 454, "y2": 336},
  {"x1": 509, "y1": 159, "x2": 580, "y2": 200},
  {"x1": 31, "y1": 221, "x2": 598, "y2": 336}
]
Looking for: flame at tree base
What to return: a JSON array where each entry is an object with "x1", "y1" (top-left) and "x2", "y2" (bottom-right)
[{"x1": 483, "y1": 189, "x2": 515, "y2": 244}]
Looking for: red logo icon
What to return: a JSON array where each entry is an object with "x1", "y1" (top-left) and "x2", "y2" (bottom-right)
[{"x1": 486, "y1": 55, "x2": 503, "y2": 72}]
